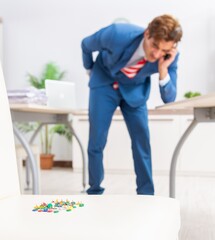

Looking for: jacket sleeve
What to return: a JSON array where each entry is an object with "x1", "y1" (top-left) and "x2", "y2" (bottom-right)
[
  {"x1": 159, "y1": 53, "x2": 179, "y2": 103},
  {"x1": 81, "y1": 25, "x2": 114, "y2": 70}
]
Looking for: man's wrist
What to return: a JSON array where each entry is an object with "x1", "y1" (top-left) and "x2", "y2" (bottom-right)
[
  {"x1": 159, "y1": 68, "x2": 168, "y2": 80},
  {"x1": 159, "y1": 73, "x2": 170, "y2": 87}
]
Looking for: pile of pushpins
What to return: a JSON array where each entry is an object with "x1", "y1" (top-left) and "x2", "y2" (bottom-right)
[{"x1": 32, "y1": 199, "x2": 84, "y2": 213}]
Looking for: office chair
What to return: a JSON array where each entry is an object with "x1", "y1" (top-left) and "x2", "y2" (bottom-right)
[{"x1": 0, "y1": 64, "x2": 180, "y2": 239}]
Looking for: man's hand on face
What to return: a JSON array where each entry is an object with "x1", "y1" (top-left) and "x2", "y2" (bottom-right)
[{"x1": 158, "y1": 48, "x2": 178, "y2": 80}]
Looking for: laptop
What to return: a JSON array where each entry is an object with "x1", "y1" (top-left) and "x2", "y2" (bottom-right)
[{"x1": 45, "y1": 80, "x2": 76, "y2": 109}]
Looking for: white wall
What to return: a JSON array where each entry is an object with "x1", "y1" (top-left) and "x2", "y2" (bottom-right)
[{"x1": 1, "y1": 0, "x2": 215, "y2": 108}]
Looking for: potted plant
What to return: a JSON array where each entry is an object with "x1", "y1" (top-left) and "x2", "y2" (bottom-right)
[
  {"x1": 39, "y1": 123, "x2": 72, "y2": 169},
  {"x1": 39, "y1": 124, "x2": 55, "y2": 169},
  {"x1": 184, "y1": 91, "x2": 201, "y2": 99},
  {"x1": 28, "y1": 62, "x2": 65, "y2": 89},
  {"x1": 27, "y1": 62, "x2": 72, "y2": 169}
]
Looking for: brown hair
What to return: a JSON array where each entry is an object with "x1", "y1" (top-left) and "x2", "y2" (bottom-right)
[{"x1": 147, "y1": 15, "x2": 182, "y2": 43}]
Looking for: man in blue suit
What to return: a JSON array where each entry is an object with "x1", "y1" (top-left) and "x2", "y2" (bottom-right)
[{"x1": 81, "y1": 15, "x2": 183, "y2": 195}]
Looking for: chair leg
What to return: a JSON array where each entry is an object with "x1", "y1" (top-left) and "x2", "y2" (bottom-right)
[{"x1": 15, "y1": 145, "x2": 41, "y2": 194}]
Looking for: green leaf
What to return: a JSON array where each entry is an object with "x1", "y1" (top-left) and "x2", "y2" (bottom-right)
[
  {"x1": 184, "y1": 91, "x2": 201, "y2": 99},
  {"x1": 16, "y1": 122, "x2": 39, "y2": 133},
  {"x1": 27, "y1": 62, "x2": 66, "y2": 89},
  {"x1": 27, "y1": 74, "x2": 43, "y2": 89},
  {"x1": 50, "y1": 124, "x2": 72, "y2": 142}
]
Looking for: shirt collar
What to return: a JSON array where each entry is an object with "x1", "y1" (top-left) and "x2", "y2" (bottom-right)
[
  {"x1": 134, "y1": 38, "x2": 145, "y2": 59},
  {"x1": 140, "y1": 39, "x2": 145, "y2": 57},
  {"x1": 124, "y1": 37, "x2": 146, "y2": 67}
]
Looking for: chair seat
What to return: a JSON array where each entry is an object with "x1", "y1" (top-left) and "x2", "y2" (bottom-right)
[{"x1": 0, "y1": 195, "x2": 180, "y2": 240}]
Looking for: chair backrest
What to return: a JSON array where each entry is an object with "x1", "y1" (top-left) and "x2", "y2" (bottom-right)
[{"x1": 0, "y1": 64, "x2": 20, "y2": 198}]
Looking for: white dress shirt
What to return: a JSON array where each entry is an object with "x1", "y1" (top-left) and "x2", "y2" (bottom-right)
[{"x1": 125, "y1": 39, "x2": 170, "y2": 87}]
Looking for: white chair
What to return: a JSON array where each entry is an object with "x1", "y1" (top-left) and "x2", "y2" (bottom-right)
[
  {"x1": 0, "y1": 65, "x2": 20, "y2": 199},
  {"x1": 0, "y1": 64, "x2": 181, "y2": 240}
]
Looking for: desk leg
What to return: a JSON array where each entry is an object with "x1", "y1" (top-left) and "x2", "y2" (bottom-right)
[
  {"x1": 170, "y1": 119, "x2": 198, "y2": 198},
  {"x1": 25, "y1": 157, "x2": 30, "y2": 190},
  {"x1": 24, "y1": 123, "x2": 45, "y2": 190},
  {"x1": 66, "y1": 122, "x2": 86, "y2": 192},
  {"x1": 13, "y1": 125, "x2": 39, "y2": 194}
]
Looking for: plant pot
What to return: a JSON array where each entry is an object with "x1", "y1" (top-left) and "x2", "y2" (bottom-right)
[{"x1": 40, "y1": 154, "x2": 54, "y2": 169}]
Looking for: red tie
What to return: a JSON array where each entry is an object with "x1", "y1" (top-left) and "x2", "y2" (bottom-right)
[{"x1": 121, "y1": 58, "x2": 147, "y2": 78}]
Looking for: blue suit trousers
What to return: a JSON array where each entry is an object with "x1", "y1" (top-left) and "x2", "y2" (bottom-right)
[{"x1": 87, "y1": 84, "x2": 154, "y2": 195}]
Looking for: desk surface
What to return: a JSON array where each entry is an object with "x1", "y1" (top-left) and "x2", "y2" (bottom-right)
[
  {"x1": 10, "y1": 103, "x2": 193, "y2": 116},
  {"x1": 0, "y1": 195, "x2": 180, "y2": 240},
  {"x1": 157, "y1": 93, "x2": 215, "y2": 110},
  {"x1": 10, "y1": 103, "x2": 85, "y2": 115}
]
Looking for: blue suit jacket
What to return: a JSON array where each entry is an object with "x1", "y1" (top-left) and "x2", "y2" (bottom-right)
[{"x1": 81, "y1": 23, "x2": 179, "y2": 107}]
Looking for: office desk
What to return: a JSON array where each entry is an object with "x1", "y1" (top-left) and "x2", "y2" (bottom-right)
[
  {"x1": 0, "y1": 195, "x2": 180, "y2": 240},
  {"x1": 157, "y1": 93, "x2": 215, "y2": 198},
  {"x1": 10, "y1": 104, "x2": 86, "y2": 195}
]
